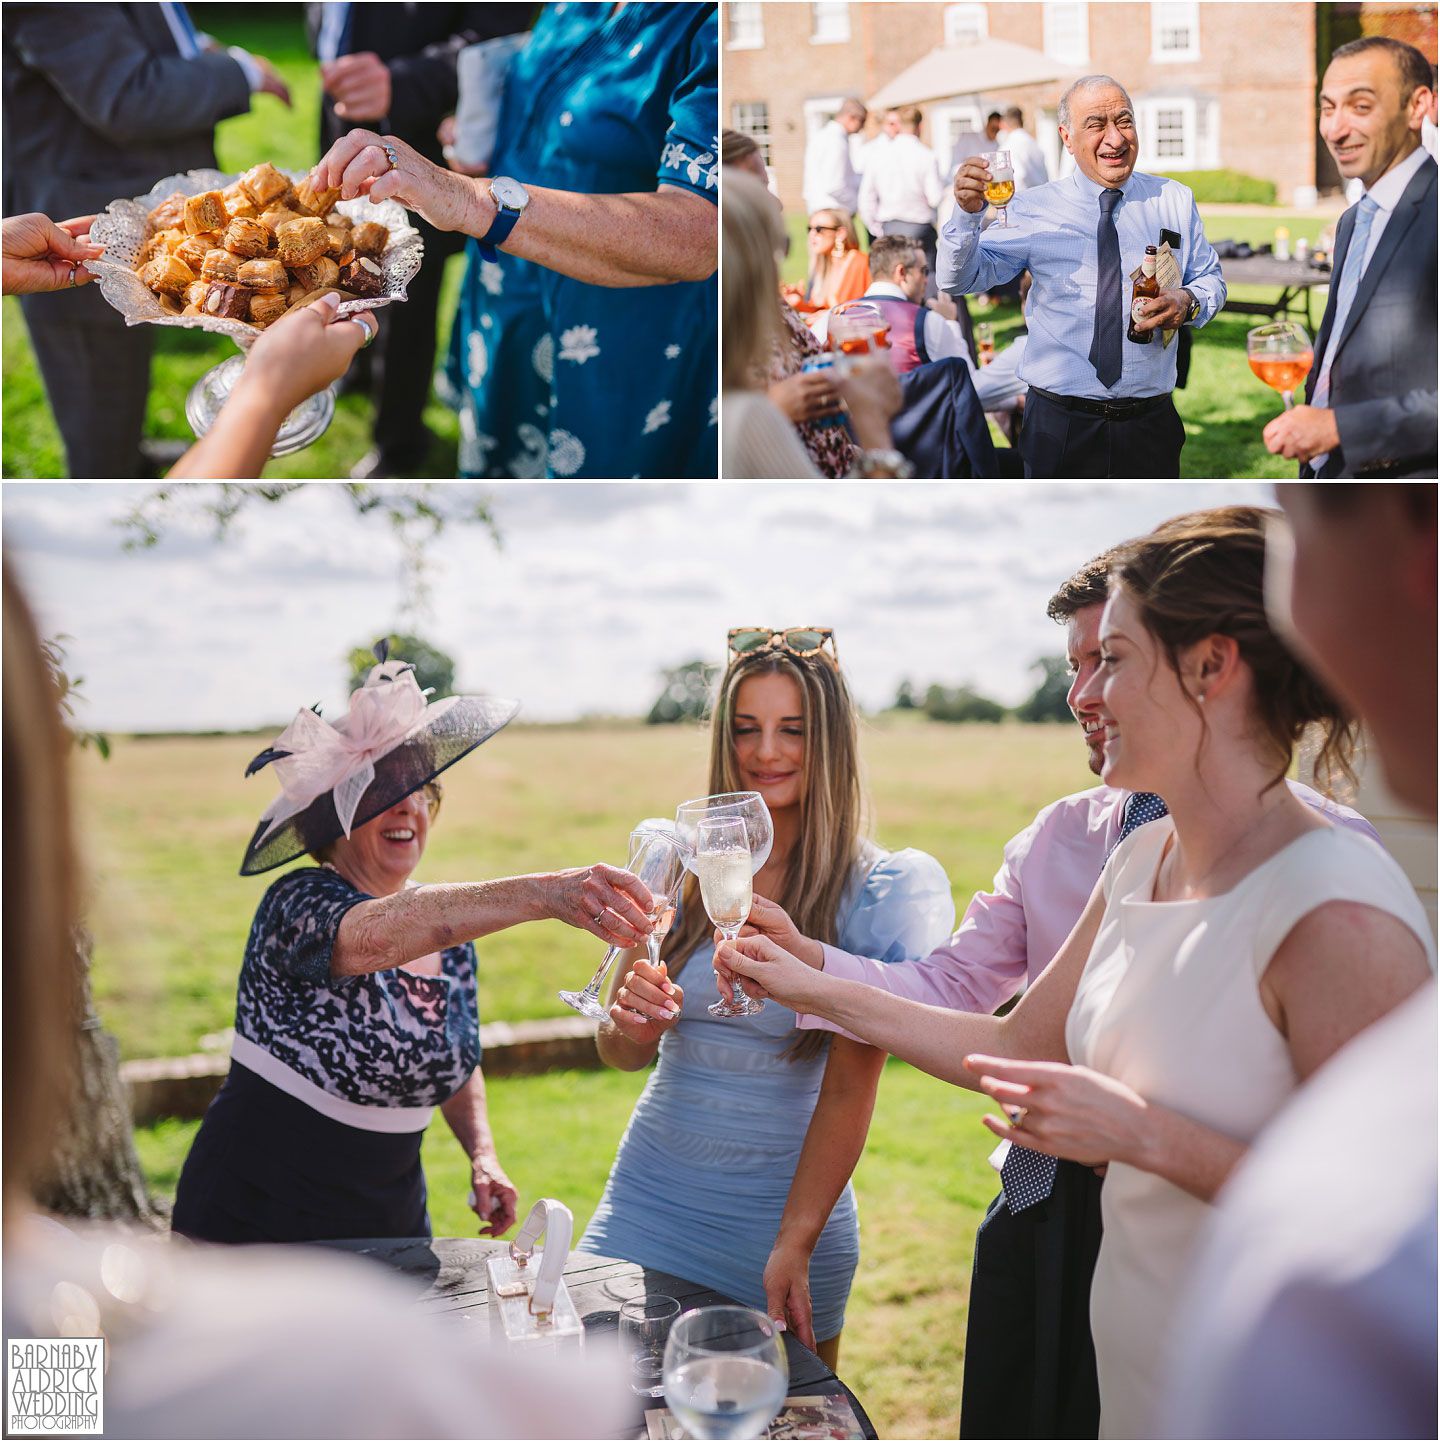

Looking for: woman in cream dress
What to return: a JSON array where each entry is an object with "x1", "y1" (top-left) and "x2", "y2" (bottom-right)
[{"x1": 716, "y1": 507, "x2": 1434, "y2": 1437}]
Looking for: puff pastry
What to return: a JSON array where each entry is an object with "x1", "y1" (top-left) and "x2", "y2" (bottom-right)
[
  {"x1": 221, "y1": 180, "x2": 259, "y2": 220},
  {"x1": 351, "y1": 221, "x2": 389, "y2": 256},
  {"x1": 248, "y1": 291, "x2": 290, "y2": 326},
  {"x1": 275, "y1": 217, "x2": 329, "y2": 267},
  {"x1": 294, "y1": 177, "x2": 342, "y2": 217},
  {"x1": 148, "y1": 191, "x2": 188, "y2": 230},
  {"x1": 223, "y1": 217, "x2": 270, "y2": 258},
  {"x1": 184, "y1": 190, "x2": 227, "y2": 236},
  {"x1": 141, "y1": 254, "x2": 195, "y2": 297},
  {"x1": 200, "y1": 248, "x2": 240, "y2": 282},
  {"x1": 240, "y1": 162, "x2": 290, "y2": 209},
  {"x1": 237, "y1": 257, "x2": 288, "y2": 292},
  {"x1": 259, "y1": 204, "x2": 303, "y2": 236},
  {"x1": 174, "y1": 232, "x2": 219, "y2": 269},
  {"x1": 291, "y1": 256, "x2": 341, "y2": 293}
]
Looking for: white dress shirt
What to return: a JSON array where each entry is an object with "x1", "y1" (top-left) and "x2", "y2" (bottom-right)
[
  {"x1": 858, "y1": 132, "x2": 945, "y2": 233},
  {"x1": 1350, "y1": 143, "x2": 1429, "y2": 275},
  {"x1": 938, "y1": 167, "x2": 1227, "y2": 400},
  {"x1": 1423, "y1": 115, "x2": 1438, "y2": 162},
  {"x1": 996, "y1": 124, "x2": 1050, "y2": 192},
  {"x1": 804, "y1": 120, "x2": 860, "y2": 215}
]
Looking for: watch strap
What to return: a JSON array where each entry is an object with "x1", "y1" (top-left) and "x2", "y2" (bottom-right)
[{"x1": 476, "y1": 185, "x2": 522, "y2": 262}]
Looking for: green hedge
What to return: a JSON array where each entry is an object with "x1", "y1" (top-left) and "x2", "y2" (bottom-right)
[{"x1": 1155, "y1": 169, "x2": 1278, "y2": 205}]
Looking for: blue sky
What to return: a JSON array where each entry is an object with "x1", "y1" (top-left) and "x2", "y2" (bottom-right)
[{"x1": 3, "y1": 481, "x2": 1270, "y2": 732}]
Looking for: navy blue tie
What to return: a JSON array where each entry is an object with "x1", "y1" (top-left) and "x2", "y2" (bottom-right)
[
  {"x1": 1088, "y1": 188, "x2": 1124, "y2": 389},
  {"x1": 999, "y1": 789, "x2": 1169, "y2": 1214}
]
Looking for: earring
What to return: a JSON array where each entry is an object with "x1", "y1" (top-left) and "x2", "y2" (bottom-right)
[
  {"x1": 832, "y1": 234, "x2": 846, "y2": 261},
  {"x1": 1197, "y1": 692, "x2": 1206, "y2": 705}
]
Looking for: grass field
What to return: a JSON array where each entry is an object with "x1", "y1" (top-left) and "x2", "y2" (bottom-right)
[
  {"x1": 780, "y1": 207, "x2": 1332, "y2": 479},
  {"x1": 87, "y1": 718, "x2": 1094, "y2": 1438},
  {"x1": 1, "y1": 6, "x2": 466, "y2": 481}
]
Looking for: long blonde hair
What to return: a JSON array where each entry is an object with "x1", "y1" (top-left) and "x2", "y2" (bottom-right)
[
  {"x1": 663, "y1": 647, "x2": 869, "y2": 1061},
  {"x1": 722, "y1": 170, "x2": 787, "y2": 392}
]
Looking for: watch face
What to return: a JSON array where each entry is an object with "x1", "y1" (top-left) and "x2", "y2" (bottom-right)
[{"x1": 491, "y1": 177, "x2": 528, "y2": 211}]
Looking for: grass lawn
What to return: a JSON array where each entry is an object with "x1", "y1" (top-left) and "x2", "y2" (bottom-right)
[
  {"x1": 779, "y1": 207, "x2": 1331, "y2": 479},
  {"x1": 136, "y1": 1057, "x2": 996, "y2": 1439},
  {"x1": 2, "y1": 6, "x2": 465, "y2": 480}
]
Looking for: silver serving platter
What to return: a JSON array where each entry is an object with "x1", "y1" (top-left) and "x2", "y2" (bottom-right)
[{"x1": 88, "y1": 168, "x2": 424, "y2": 351}]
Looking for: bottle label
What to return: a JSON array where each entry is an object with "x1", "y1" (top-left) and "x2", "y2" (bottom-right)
[
  {"x1": 1132, "y1": 299, "x2": 1149, "y2": 325},
  {"x1": 1141, "y1": 256, "x2": 1156, "y2": 278}
]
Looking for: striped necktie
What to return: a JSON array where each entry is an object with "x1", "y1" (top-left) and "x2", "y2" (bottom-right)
[
  {"x1": 998, "y1": 789, "x2": 1169, "y2": 1214},
  {"x1": 1308, "y1": 195, "x2": 1378, "y2": 471}
]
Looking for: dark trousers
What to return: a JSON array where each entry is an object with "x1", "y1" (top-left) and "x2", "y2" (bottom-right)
[
  {"x1": 370, "y1": 217, "x2": 465, "y2": 463},
  {"x1": 880, "y1": 219, "x2": 938, "y2": 300},
  {"x1": 1019, "y1": 390, "x2": 1184, "y2": 478},
  {"x1": 20, "y1": 285, "x2": 154, "y2": 478},
  {"x1": 960, "y1": 1160, "x2": 1104, "y2": 1440}
]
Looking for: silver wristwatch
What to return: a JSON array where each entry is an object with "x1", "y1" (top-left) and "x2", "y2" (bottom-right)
[{"x1": 477, "y1": 175, "x2": 530, "y2": 261}]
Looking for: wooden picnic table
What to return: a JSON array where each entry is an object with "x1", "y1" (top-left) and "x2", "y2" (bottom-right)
[
  {"x1": 1218, "y1": 253, "x2": 1332, "y2": 332},
  {"x1": 319, "y1": 1237, "x2": 879, "y2": 1440}
]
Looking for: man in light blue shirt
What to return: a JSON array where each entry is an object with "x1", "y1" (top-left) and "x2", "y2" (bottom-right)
[{"x1": 938, "y1": 75, "x2": 1225, "y2": 478}]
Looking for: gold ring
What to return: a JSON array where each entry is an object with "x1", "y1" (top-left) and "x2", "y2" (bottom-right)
[
  {"x1": 1006, "y1": 1106, "x2": 1026, "y2": 1129},
  {"x1": 383, "y1": 143, "x2": 401, "y2": 171}
]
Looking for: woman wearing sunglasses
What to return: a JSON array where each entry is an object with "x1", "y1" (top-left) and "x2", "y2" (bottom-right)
[
  {"x1": 782, "y1": 210, "x2": 870, "y2": 315},
  {"x1": 577, "y1": 628, "x2": 955, "y2": 1368}
]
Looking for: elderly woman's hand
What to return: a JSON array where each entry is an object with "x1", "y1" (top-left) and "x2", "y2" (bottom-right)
[
  {"x1": 608, "y1": 958, "x2": 683, "y2": 1045},
  {"x1": 469, "y1": 1156, "x2": 519, "y2": 1238},
  {"x1": 310, "y1": 129, "x2": 483, "y2": 235},
  {"x1": 544, "y1": 862, "x2": 655, "y2": 947},
  {"x1": 2, "y1": 213, "x2": 104, "y2": 296},
  {"x1": 963, "y1": 1054, "x2": 1153, "y2": 1169}
]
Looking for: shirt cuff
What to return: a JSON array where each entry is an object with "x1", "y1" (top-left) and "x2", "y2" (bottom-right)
[
  {"x1": 793, "y1": 943, "x2": 870, "y2": 1040},
  {"x1": 227, "y1": 45, "x2": 264, "y2": 92}
]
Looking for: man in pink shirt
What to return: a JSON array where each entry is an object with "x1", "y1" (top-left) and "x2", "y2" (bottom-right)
[{"x1": 768, "y1": 546, "x2": 1379, "y2": 1438}]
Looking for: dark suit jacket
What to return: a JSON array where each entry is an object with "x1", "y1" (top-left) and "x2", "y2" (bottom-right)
[
  {"x1": 2, "y1": 3, "x2": 250, "y2": 221},
  {"x1": 892, "y1": 356, "x2": 999, "y2": 479},
  {"x1": 1303, "y1": 154, "x2": 1437, "y2": 477},
  {"x1": 306, "y1": 3, "x2": 535, "y2": 169}
]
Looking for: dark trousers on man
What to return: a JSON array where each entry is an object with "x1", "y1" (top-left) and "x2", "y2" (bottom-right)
[
  {"x1": 880, "y1": 219, "x2": 938, "y2": 300},
  {"x1": 368, "y1": 217, "x2": 466, "y2": 467},
  {"x1": 1020, "y1": 388, "x2": 1184, "y2": 478},
  {"x1": 960, "y1": 1160, "x2": 1104, "y2": 1439},
  {"x1": 20, "y1": 284, "x2": 154, "y2": 478}
]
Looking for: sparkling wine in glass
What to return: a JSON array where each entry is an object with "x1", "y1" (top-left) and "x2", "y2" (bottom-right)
[
  {"x1": 674, "y1": 792, "x2": 773, "y2": 1019},
  {"x1": 695, "y1": 816, "x2": 760, "y2": 1018},
  {"x1": 1246, "y1": 322, "x2": 1313, "y2": 411},
  {"x1": 662, "y1": 1306, "x2": 788, "y2": 1441},
  {"x1": 558, "y1": 825, "x2": 688, "y2": 1020},
  {"x1": 981, "y1": 150, "x2": 1015, "y2": 229}
]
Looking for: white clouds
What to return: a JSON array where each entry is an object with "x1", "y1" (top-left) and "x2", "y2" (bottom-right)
[{"x1": 3, "y1": 481, "x2": 1269, "y2": 730}]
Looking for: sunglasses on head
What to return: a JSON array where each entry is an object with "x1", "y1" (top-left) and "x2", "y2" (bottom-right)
[{"x1": 728, "y1": 627, "x2": 838, "y2": 661}]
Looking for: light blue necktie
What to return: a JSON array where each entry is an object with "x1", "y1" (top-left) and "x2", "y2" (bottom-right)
[
  {"x1": 1311, "y1": 195, "x2": 1379, "y2": 412},
  {"x1": 998, "y1": 791, "x2": 1168, "y2": 1214},
  {"x1": 165, "y1": 2, "x2": 202, "y2": 58}
]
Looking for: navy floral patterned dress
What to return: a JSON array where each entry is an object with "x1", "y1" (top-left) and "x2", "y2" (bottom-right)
[
  {"x1": 440, "y1": 2, "x2": 718, "y2": 478},
  {"x1": 172, "y1": 868, "x2": 481, "y2": 1244}
]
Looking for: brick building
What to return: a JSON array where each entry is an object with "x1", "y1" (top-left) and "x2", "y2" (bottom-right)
[{"x1": 723, "y1": 1, "x2": 1438, "y2": 209}]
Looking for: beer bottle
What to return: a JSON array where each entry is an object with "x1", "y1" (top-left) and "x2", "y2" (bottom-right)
[{"x1": 1128, "y1": 245, "x2": 1160, "y2": 345}]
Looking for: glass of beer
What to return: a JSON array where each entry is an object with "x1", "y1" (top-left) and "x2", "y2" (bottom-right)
[
  {"x1": 976, "y1": 322, "x2": 995, "y2": 365},
  {"x1": 981, "y1": 150, "x2": 1015, "y2": 229},
  {"x1": 1246, "y1": 322, "x2": 1313, "y2": 411}
]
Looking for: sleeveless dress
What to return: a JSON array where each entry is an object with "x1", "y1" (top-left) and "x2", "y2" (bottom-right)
[
  {"x1": 578, "y1": 843, "x2": 955, "y2": 1340},
  {"x1": 1065, "y1": 819, "x2": 1435, "y2": 1439},
  {"x1": 172, "y1": 868, "x2": 481, "y2": 1244}
]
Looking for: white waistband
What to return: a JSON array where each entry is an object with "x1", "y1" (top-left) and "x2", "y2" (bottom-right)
[{"x1": 230, "y1": 1035, "x2": 435, "y2": 1134}]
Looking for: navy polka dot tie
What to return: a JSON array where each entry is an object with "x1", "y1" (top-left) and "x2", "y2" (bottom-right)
[{"x1": 999, "y1": 790, "x2": 1169, "y2": 1214}]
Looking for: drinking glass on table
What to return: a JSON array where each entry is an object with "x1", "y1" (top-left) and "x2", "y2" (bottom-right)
[
  {"x1": 558, "y1": 825, "x2": 688, "y2": 1020},
  {"x1": 981, "y1": 150, "x2": 1015, "y2": 228},
  {"x1": 1246, "y1": 322, "x2": 1314, "y2": 411},
  {"x1": 621, "y1": 1294, "x2": 682, "y2": 1397},
  {"x1": 662, "y1": 1306, "x2": 788, "y2": 1440}
]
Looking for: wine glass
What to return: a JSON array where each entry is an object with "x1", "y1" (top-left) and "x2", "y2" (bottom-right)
[
  {"x1": 981, "y1": 150, "x2": 1015, "y2": 229},
  {"x1": 674, "y1": 792, "x2": 773, "y2": 1019},
  {"x1": 1246, "y1": 322, "x2": 1314, "y2": 411},
  {"x1": 694, "y1": 816, "x2": 759, "y2": 1018},
  {"x1": 558, "y1": 825, "x2": 689, "y2": 1020},
  {"x1": 828, "y1": 300, "x2": 887, "y2": 373},
  {"x1": 621, "y1": 1294, "x2": 682, "y2": 1397},
  {"x1": 662, "y1": 1306, "x2": 788, "y2": 1441}
]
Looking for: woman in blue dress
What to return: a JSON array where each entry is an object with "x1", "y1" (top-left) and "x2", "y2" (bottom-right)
[
  {"x1": 578, "y1": 629, "x2": 955, "y2": 1368},
  {"x1": 311, "y1": 3, "x2": 718, "y2": 479}
]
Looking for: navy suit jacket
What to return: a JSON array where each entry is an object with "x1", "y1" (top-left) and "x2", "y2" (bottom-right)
[
  {"x1": 1303, "y1": 154, "x2": 1437, "y2": 477},
  {"x1": 892, "y1": 357, "x2": 999, "y2": 478}
]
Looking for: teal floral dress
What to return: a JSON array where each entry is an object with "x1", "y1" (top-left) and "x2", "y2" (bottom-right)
[{"x1": 441, "y1": 2, "x2": 718, "y2": 478}]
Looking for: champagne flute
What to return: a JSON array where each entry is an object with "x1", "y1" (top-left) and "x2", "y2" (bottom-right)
[
  {"x1": 981, "y1": 150, "x2": 1015, "y2": 229},
  {"x1": 662, "y1": 1306, "x2": 788, "y2": 1441},
  {"x1": 694, "y1": 816, "x2": 760, "y2": 1018},
  {"x1": 1246, "y1": 322, "x2": 1314, "y2": 411},
  {"x1": 557, "y1": 825, "x2": 688, "y2": 1021}
]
